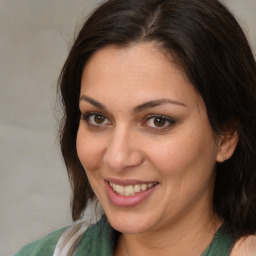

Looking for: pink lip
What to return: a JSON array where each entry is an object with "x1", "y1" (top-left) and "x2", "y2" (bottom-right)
[{"x1": 105, "y1": 180, "x2": 158, "y2": 207}]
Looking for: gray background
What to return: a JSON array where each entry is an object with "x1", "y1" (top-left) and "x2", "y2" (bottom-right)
[{"x1": 0, "y1": 1, "x2": 255, "y2": 255}]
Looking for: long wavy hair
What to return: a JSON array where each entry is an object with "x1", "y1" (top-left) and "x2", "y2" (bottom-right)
[{"x1": 58, "y1": 0, "x2": 256, "y2": 238}]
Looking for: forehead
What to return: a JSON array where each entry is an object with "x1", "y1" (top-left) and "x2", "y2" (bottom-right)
[
  {"x1": 80, "y1": 43, "x2": 200, "y2": 109},
  {"x1": 82, "y1": 43, "x2": 187, "y2": 83}
]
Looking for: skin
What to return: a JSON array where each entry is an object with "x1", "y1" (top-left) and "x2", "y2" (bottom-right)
[
  {"x1": 231, "y1": 236, "x2": 256, "y2": 256},
  {"x1": 76, "y1": 42, "x2": 238, "y2": 256}
]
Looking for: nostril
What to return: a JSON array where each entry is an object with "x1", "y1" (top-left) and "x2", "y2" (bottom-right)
[
  {"x1": 103, "y1": 147, "x2": 144, "y2": 171},
  {"x1": 103, "y1": 129, "x2": 144, "y2": 171}
]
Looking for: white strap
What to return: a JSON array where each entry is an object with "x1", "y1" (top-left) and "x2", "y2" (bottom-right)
[{"x1": 53, "y1": 222, "x2": 89, "y2": 256}]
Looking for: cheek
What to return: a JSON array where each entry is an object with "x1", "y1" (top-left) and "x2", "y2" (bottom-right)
[
  {"x1": 146, "y1": 135, "x2": 193, "y2": 175},
  {"x1": 76, "y1": 128, "x2": 103, "y2": 171},
  {"x1": 146, "y1": 129, "x2": 217, "y2": 179},
  {"x1": 76, "y1": 129, "x2": 108, "y2": 203},
  {"x1": 147, "y1": 132, "x2": 217, "y2": 216}
]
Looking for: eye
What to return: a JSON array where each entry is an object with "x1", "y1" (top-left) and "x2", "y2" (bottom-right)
[
  {"x1": 81, "y1": 112, "x2": 111, "y2": 127},
  {"x1": 143, "y1": 115, "x2": 176, "y2": 129}
]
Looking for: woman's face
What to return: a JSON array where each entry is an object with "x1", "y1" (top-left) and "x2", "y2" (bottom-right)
[{"x1": 77, "y1": 43, "x2": 220, "y2": 234}]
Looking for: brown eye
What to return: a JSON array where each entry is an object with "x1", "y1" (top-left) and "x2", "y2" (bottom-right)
[
  {"x1": 94, "y1": 115, "x2": 105, "y2": 124},
  {"x1": 83, "y1": 113, "x2": 112, "y2": 127},
  {"x1": 153, "y1": 117, "x2": 166, "y2": 127},
  {"x1": 143, "y1": 115, "x2": 176, "y2": 129}
]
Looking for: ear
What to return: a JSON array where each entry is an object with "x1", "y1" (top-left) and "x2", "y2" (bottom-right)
[{"x1": 216, "y1": 131, "x2": 238, "y2": 163}]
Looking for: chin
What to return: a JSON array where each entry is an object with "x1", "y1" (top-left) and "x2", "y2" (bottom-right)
[{"x1": 105, "y1": 210, "x2": 154, "y2": 234}]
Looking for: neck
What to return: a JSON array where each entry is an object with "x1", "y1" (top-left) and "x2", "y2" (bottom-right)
[{"x1": 115, "y1": 206, "x2": 222, "y2": 256}]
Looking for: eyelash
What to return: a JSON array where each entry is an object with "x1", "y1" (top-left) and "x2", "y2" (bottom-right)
[
  {"x1": 81, "y1": 112, "x2": 176, "y2": 130},
  {"x1": 142, "y1": 114, "x2": 176, "y2": 130},
  {"x1": 81, "y1": 112, "x2": 111, "y2": 128}
]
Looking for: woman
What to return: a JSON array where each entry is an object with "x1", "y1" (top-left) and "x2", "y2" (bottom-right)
[{"x1": 16, "y1": 0, "x2": 256, "y2": 255}]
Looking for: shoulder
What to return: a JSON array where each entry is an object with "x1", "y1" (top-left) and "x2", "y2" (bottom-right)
[
  {"x1": 75, "y1": 216, "x2": 116, "y2": 255},
  {"x1": 230, "y1": 235, "x2": 256, "y2": 256},
  {"x1": 14, "y1": 226, "x2": 68, "y2": 256}
]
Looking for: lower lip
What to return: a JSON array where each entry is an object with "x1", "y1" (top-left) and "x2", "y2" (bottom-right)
[{"x1": 105, "y1": 181, "x2": 158, "y2": 207}]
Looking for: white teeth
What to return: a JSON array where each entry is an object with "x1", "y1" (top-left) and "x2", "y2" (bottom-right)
[
  {"x1": 141, "y1": 184, "x2": 147, "y2": 191},
  {"x1": 134, "y1": 184, "x2": 140, "y2": 193},
  {"x1": 109, "y1": 182, "x2": 155, "y2": 196},
  {"x1": 125, "y1": 185, "x2": 133, "y2": 194},
  {"x1": 116, "y1": 184, "x2": 124, "y2": 194},
  {"x1": 148, "y1": 183, "x2": 153, "y2": 189}
]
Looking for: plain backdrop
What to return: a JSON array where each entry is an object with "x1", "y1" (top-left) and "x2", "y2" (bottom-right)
[{"x1": 0, "y1": 1, "x2": 255, "y2": 255}]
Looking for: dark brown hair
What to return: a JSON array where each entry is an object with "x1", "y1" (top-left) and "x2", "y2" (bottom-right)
[{"x1": 58, "y1": 0, "x2": 256, "y2": 238}]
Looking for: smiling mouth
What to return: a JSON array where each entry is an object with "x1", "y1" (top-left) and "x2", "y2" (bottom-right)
[{"x1": 109, "y1": 182, "x2": 157, "y2": 196}]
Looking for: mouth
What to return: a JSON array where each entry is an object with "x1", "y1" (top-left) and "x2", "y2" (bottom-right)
[
  {"x1": 105, "y1": 179, "x2": 159, "y2": 207},
  {"x1": 109, "y1": 181, "x2": 156, "y2": 196}
]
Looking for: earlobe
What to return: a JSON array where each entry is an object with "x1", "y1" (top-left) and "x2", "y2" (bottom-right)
[{"x1": 216, "y1": 131, "x2": 239, "y2": 163}]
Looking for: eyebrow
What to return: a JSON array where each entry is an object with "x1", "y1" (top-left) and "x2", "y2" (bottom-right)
[
  {"x1": 133, "y1": 98, "x2": 187, "y2": 113},
  {"x1": 79, "y1": 95, "x2": 186, "y2": 112},
  {"x1": 79, "y1": 95, "x2": 106, "y2": 110}
]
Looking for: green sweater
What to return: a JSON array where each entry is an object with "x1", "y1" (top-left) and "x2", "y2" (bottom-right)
[{"x1": 15, "y1": 217, "x2": 234, "y2": 256}]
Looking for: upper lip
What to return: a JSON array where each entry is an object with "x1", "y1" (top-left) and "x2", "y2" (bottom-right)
[{"x1": 105, "y1": 178, "x2": 159, "y2": 186}]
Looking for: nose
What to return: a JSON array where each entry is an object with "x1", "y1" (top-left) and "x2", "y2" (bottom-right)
[{"x1": 103, "y1": 126, "x2": 144, "y2": 172}]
